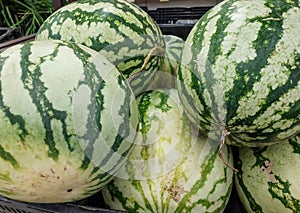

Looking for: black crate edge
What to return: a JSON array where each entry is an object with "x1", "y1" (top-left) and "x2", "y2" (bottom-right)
[{"x1": 0, "y1": 195, "x2": 125, "y2": 213}]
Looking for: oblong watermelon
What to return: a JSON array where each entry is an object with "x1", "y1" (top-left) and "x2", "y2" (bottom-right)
[
  {"x1": 35, "y1": 0, "x2": 165, "y2": 95},
  {"x1": 102, "y1": 89, "x2": 234, "y2": 212},
  {"x1": 235, "y1": 135, "x2": 300, "y2": 212},
  {"x1": 177, "y1": 0, "x2": 300, "y2": 146},
  {"x1": 0, "y1": 40, "x2": 139, "y2": 203}
]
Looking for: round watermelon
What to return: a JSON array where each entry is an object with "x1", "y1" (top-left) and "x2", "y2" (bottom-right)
[
  {"x1": 35, "y1": 0, "x2": 165, "y2": 95},
  {"x1": 0, "y1": 39, "x2": 139, "y2": 203},
  {"x1": 235, "y1": 135, "x2": 300, "y2": 212},
  {"x1": 161, "y1": 35, "x2": 185, "y2": 77},
  {"x1": 102, "y1": 89, "x2": 234, "y2": 212},
  {"x1": 177, "y1": 0, "x2": 300, "y2": 147},
  {"x1": 147, "y1": 35, "x2": 185, "y2": 90}
]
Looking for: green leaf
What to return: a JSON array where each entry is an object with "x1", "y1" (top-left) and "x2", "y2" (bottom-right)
[{"x1": 0, "y1": 0, "x2": 54, "y2": 36}]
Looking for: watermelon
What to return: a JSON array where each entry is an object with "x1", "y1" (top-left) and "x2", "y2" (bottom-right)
[
  {"x1": 102, "y1": 89, "x2": 234, "y2": 212},
  {"x1": 235, "y1": 135, "x2": 300, "y2": 212},
  {"x1": 35, "y1": 0, "x2": 165, "y2": 95},
  {"x1": 146, "y1": 35, "x2": 185, "y2": 90},
  {"x1": 0, "y1": 40, "x2": 139, "y2": 203},
  {"x1": 177, "y1": 0, "x2": 300, "y2": 147},
  {"x1": 161, "y1": 35, "x2": 185, "y2": 77}
]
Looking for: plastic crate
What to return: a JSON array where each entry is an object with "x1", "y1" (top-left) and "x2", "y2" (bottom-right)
[
  {"x1": 158, "y1": 23, "x2": 194, "y2": 40},
  {"x1": 0, "y1": 185, "x2": 246, "y2": 213},
  {"x1": 0, "y1": 195, "x2": 125, "y2": 213}
]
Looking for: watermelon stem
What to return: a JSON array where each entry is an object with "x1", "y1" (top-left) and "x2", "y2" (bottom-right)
[
  {"x1": 127, "y1": 46, "x2": 165, "y2": 93},
  {"x1": 137, "y1": 46, "x2": 165, "y2": 73},
  {"x1": 218, "y1": 128, "x2": 238, "y2": 174}
]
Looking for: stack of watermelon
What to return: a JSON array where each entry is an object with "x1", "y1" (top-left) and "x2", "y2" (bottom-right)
[
  {"x1": 0, "y1": 0, "x2": 161, "y2": 204},
  {"x1": 0, "y1": 0, "x2": 300, "y2": 212}
]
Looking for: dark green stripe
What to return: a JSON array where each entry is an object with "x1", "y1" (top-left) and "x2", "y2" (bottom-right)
[
  {"x1": 97, "y1": 134, "x2": 132, "y2": 169},
  {"x1": 20, "y1": 42, "x2": 65, "y2": 160},
  {"x1": 79, "y1": 71, "x2": 134, "y2": 182},
  {"x1": 165, "y1": 37, "x2": 182, "y2": 46},
  {"x1": 39, "y1": 1, "x2": 163, "y2": 52},
  {"x1": 0, "y1": 107, "x2": 29, "y2": 142},
  {"x1": 138, "y1": 91, "x2": 152, "y2": 137},
  {"x1": 235, "y1": 148, "x2": 263, "y2": 213},
  {"x1": 176, "y1": 68, "x2": 199, "y2": 122},
  {"x1": 268, "y1": 135, "x2": 300, "y2": 211},
  {"x1": 78, "y1": 0, "x2": 162, "y2": 36},
  {"x1": 105, "y1": 180, "x2": 148, "y2": 212},
  {"x1": 174, "y1": 148, "x2": 220, "y2": 212},
  {"x1": 226, "y1": 2, "x2": 293, "y2": 125},
  {"x1": 178, "y1": 6, "x2": 223, "y2": 131},
  {"x1": 80, "y1": 155, "x2": 92, "y2": 171},
  {"x1": 79, "y1": 80, "x2": 105, "y2": 163},
  {"x1": 167, "y1": 49, "x2": 182, "y2": 62},
  {"x1": 84, "y1": 172, "x2": 113, "y2": 195},
  {"x1": 97, "y1": 75, "x2": 136, "y2": 169},
  {"x1": 129, "y1": 59, "x2": 160, "y2": 95},
  {"x1": 268, "y1": 176, "x2": 300, "y2": 212},
  {"x1": 155, "y1": 91, "x2": 171, "y2": 112},
  {"x1": 21, "y1": 42, "x2": 82, "y2": 158},
  {"x1": 76, "y1": 49, "x2": 106, "y2": 166},
  {"x1": 91, "y1": 154, "x2": 133, "y2": 187},
  {"x1": 252, "y1": 146, "x2": 269, "y2": 168},
  {"x1": 39, "y1": 8, "x2": 109, "y2": 50},
  {"x1": 0, "y1": 56, "x2": 29, "y2": 141},
  {"x1": 136, "y1": 90, "x2": 172, "y2": 147},
  {"x1": 178, "y1": 62, "x2": 211, "y2": 132},
  {"x1": 0, "y1": 145, "x2": 19, "y2": 169},
  {"x1": 118, "y1": 52, "x2": 159, "y2": 78},
  {"x1": 203, "y1": 1, "x2": 240, "y2": 127},
  {"x1": 213, "y1": 186, "x2": 233, "y2": 213},
  {"x1": 239, "y1": 140, "x2": 300, "y2": 211},
  {"x1": 257, "y1": 53, "x2": 300, "y2": 137},
  {"x1": 81, "y1": 138, "x2": 133, "y2": 184},
  {"x1": 106, "y1": 156, "x2": 154, "y2": 212},
  {"x1": 289, "y1": 136, "x2": 300, "y2": 154},
  {"x1": 120, "y1": 56, "x2": 144, "y2": 77},
  {"x1": 132, "y1": 179, "x2": 156, "y2": 212},
  {"x1": 37, "y1": 0, "x2": 164, "y2": 80}
]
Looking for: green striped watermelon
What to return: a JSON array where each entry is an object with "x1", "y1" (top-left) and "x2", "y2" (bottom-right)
[
  {"x1": 146, "y1": 35, "x2": 185, "y2": 90},
  {"x1": 0, "y1": 39, "x2": 139, "y2": 203},
  {"x1": 177, "y1": 0, "x2": 300, "y2": 147},
  {"x1": 35, "y1": 0, "x2": 165, "y2": 95},
  {"x1": 235, "y1": 135, "x2": 300, "y2": 212},
  {"x1": 161, "y1": 35, "x2": 185, "y2": 77},
  {"x1": 102, "y1": 89, "x2": 234, "y2": 212}
]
